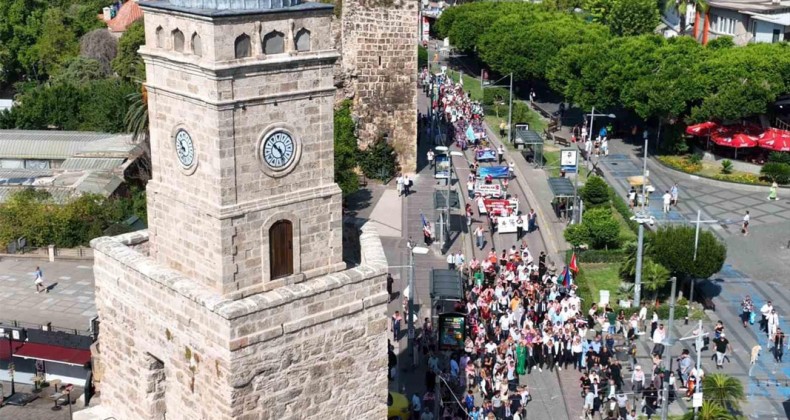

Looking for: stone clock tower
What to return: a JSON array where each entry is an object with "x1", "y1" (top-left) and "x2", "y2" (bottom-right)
[{"x1": 84, "y1": 0, "x2": 389, "y2": 419}]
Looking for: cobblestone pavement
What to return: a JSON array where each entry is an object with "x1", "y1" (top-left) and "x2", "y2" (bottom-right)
[{"x1": 0, "y1": 259, "x2": 96, "y2": 332}]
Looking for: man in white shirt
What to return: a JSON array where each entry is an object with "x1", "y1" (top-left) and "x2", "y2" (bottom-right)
[
  {"x1": 760, "y1": 301, "x2": 773, "y2": 333},
  {"x1": 662, "y1": 190, "x2": 672, "y2": 213},
  {"x1": 652, "y1": 324, "x2": 666, "y2": 356},
  {"x1": 498, "y1": 144, "x2": 505, "y2": 164},
  {"x1": 427, "y1": 149, "x2": 435, "y2": 169},
  {"x1": 453, "y1": 252, "x2": 465, "y2": 269},
  {"x1": 638, "y1": 305, "x2": 648, "y2": 334},
  {"x1": 446, "y1": 253, "x2": 455, "y2": 270}
]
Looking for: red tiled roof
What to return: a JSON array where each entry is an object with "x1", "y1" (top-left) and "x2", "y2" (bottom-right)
[{"x1": 107, "y1": 1, "x2": 144, "y2": 33}]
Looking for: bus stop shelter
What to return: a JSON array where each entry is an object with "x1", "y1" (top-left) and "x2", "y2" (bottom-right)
[
  {"x1": 430, "y1": 269, "x2": 464, "y2": 317},
  {"x1": 548, "y1": 177, "x2": 574, "y2": 220},
  {"x1": 514, "y1": 126, "x2": 544, "y2": 166}
]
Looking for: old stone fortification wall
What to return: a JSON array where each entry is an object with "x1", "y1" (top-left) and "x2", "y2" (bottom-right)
[
  {"x1": 90, "y1": 226, "x2": 388, "y2": 420},
  {"x1": 334, "y1": 0, "x2": 419, "y2": 173}
]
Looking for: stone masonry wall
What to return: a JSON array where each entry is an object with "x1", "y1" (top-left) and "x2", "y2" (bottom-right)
[
  {"x1": 338, "y1": 0, "x2": 419, "y2": 173},
  {"x1": 90, "y1": 226, "x2": 388, "y2": 420}
]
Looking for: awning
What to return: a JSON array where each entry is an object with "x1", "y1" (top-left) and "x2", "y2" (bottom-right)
[
  {"x1": 430, "y1": 269, "x2": 464, "y2": 301},
  {"x1": 711, "y1": 131, "x2": 758, "y2": 148},
  {"x1": 759, "y1": 128, "x2": 790, "y2": 152},
  {"x1": 548, "y1": 177, "x2": 574, "y2": 198},
  {"x1": 686, "y1": 121, "x2": 719, "y2": 136},
  {"x1": 514, "y1": 129, "x2": 544, "y2": 145},
  {"x1": 12, "y1": 342, "x2": 91, "y2": 366}
]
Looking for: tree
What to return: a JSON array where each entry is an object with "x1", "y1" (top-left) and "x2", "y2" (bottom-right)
[
  {"x1": 691, "y1": 0, "x2": 710, "y2": 44},
  {"x1": 125, "y1": 83, "x2": 152, "y2": 183},
  {"x1": 334, "y1": 100, "x2": 359, "y2": 197},
  {"x1": 607, "y1": 0, "x2": 659, "y2": 36},
  {"x1": 580, "y1": 175, "x2": 610, "y2": 209},
  {"x1": 79, "y1": 78, "x2": 137, "y2": 132},
  {"x1": 112, "y1": 20, "x2": 146, "y2": 81},
  {"x1": 52, "y1": 56, "x2": 106, "y2": 85},
  {"x1": 641, "y1": 258, "x2": 670, "y2": 304},
  {"x1": 80, "y1": 28, "x2": 117, "y2": 75},
  {"x1": 583, "y1": 207, "x2": 620, "y2": 249},
  {"x1": 358, "y1": 137, "x2": 398, "y2": 181},
  {"x1": 23, "y1": 8, "x2": 79, "y2": 80},
  {"x1": 650, "y1": 226, "x2": 726, "y2": 279},
  {"x1": 0, "y1": 0, "x2": 47, "y2": 86},
  {"x1": 701, "y1": 373, "x2": 745, "y2": 411},
  {"x1": 681, "y1": 401, "x2": 734, "y2": 420}
]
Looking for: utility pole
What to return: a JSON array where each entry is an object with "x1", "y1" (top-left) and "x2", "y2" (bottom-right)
[
  {"x1": 507, "y1": 73, "x2": 513, "y2": 144},
  {"x1": 688, "y1": 209, "x2": 718, "y2": 310},
  {"x1": 633, "y1": 135, "x2": 649, "y2": 307},
  {"x1": 694, "y1": 319, "x2": 704, "y2": 420},
  {"x1": 660, "y1": 276, "x2": 678, "y2": 420},
  {"x1": 406, "y1": 240, "x2": 429, "y2": 369}
]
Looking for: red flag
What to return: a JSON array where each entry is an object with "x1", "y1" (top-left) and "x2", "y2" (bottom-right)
[{"x1": 569, "y1": 253, "x2": 579, "y2": 273}]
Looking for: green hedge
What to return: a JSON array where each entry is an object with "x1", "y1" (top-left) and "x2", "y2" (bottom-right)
[
  {"x1": 566, "y1": 248, "x2": 628, "y2": 263},
  {"x1": 609, "y1": 186, "x2": 639, "y2": 234}
]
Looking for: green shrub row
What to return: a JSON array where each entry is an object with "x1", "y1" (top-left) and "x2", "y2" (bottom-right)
[{"x1": 565, "y1": 248, "x2": 628, "y2": 263}]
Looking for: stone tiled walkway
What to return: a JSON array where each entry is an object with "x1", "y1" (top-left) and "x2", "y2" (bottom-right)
[{"x1": 0, "y1": 258, "x2": 96, "y2": 332}]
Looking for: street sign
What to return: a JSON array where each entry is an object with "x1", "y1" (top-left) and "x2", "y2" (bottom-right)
[
  {"x1": 561, "y1": 149, "x2": 578, "y2": 174},
  {"x1": 692, "y1": 392, "x2": 703, "y2": 408},
  {"x1": 408, "y1": 325, "x2": 415, "y2": 339}
]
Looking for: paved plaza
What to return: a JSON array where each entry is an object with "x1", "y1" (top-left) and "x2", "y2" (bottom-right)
[{"x1": 0, "y1": 258, "x2": 96, "y2": 332}]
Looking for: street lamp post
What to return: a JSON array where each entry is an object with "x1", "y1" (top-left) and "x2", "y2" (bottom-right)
[
  {"x1": 407, "y1": 240, "x2": 429, "y2": 369},
  {"x1": 632, "y1": 134, "x2": 650, "y2": 307},
  {"x1": 689, "y1": 209, "x2": 719, "y2": 308},
  {"x1": 2, "y1": 329, "x2": 16, "y2": 397},
  {"x1": 660, "y1": 276, "x2": 678, "y2": 420}
]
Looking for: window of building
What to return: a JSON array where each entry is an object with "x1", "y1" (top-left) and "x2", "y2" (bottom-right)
[
  {"x1": 191, "y1": 33, "x2": 202, "y2": 57},
  {"x1": 712, "y1": 15, "x2": 736, "y2": 35},
  {"x1": 172, "y1": 29, "x2": 185, "y2": 52},
  {"x1": 156, "y1": 26, "x2": 164, "y2": 48},
  {"x1": 235, "y1": 34, "x2": 251, "y2": 59},
  {"x1": 295, "y1": 28, "x2": 311, "y2": 52},
  {"x1": 263, "y1": 31, "x2": 285, "y2": 55},
  {"x1": 269, "y1": 220, "x2": 293, "y2": 280}
]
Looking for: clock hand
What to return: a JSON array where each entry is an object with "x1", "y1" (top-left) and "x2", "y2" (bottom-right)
[{"x1": 273, "y1": 143, "x2": 285, "y2": 157}]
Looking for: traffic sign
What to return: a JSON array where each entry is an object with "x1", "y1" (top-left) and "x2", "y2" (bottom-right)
[{"x1": 692, "y1": 392, "x2": 703, "y2": 408}]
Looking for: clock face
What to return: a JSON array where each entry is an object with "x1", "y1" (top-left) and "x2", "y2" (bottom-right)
[
  {"x1": 262, "y1": 131, "x2": 295, "y2": 169},
  {"x1": 174, "y1": 129, "x2": 195, "y2": 168}
]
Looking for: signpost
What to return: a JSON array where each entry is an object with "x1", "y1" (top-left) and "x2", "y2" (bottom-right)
[{"x1": 560, "y1": 148, "x2": 578, "y2": 174}]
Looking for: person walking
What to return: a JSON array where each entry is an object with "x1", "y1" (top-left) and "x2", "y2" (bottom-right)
[
  {"x1": 474, "y1": 226, "x2": 486, "y2": 250},
  {"x1": 498, "y1": 144, "x2": 505, "y2": 164},
  {"x1": 741, "y1": 295, "x2": 754, "y2": 328},
  {"x1": 33, "y1": 266, "x2": 48, "y2": 293},
  {"x1": 447, "y1": 252, "x2": 455, "y2": 270},
  {"x1": 427, "y1": 149, "x2": 435, "y2": 169},
  {"x1": 396, "y1": 174, "x2": 404, "y2": 197},
  {"x1": 670, "y1": 183, "x2": 679, "y2": 207},
  {"x1": 742, "y1": 210, "x2": 750, "y2": 236},
  {"x1": 515, "y1": 214, "x2": 524, "y2": 240},
  {"x1": 392, "y1": 311, "x2": 403, "y2": 341},
  {"x1": 527, "y1": 208, "x2": 537, "y2": 233},
  {"x1": 499, "y1": 121, "x2": 506, "y2": 138},
  {"x1": 769, "y1": 181, "x2": 778, "y2": 201},
  {"x1": 774, "y1": 328, "x2": 785, "y2": 363},
  {"x1": 713, "y1": 333, "x2": 732, "y2": 369},
  {"x1": 403, "y1": 174, "x2": 411, "y2": 197},
  {"x1": 760, "y1": 300, "x2": 773, "y2": 333},
  {"x1": 662, "y1": 190, "x2": 672, "y2": 214}
]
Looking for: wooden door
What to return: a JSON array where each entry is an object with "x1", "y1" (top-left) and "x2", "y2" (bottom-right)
[{"x1": 269, "y1": 220, "x2": 293, "y2": 280}]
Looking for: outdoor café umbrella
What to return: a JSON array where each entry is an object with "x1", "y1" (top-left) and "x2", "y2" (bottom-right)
[
  {"x1": 758, "y1": 128, "x2": 790, "y2": 152},
  {"x1": 685, "y1": 121, "x2": 719, "y2": 136},
  {"x1": 711, "y1": 130, "x2": 758, "y2": 159}
]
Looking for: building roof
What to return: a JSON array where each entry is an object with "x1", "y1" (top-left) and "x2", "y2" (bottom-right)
[
  {"x1": 548, "y1": 177, "x2": 575, "y2": 198},
  {"x1": 0, "y1": 130, "x2": 140, "y2": 203},
  {"x1": 709, "y1": 0, "x2": 790, "y2": 13},
  {"x1": 107, "y1": 0, "x2": 144, "y2": 33},
  {"x1": 0, "y1": 131, "x2": 133, "y2": 160},
  {"x1": 139, "y1": 0, "x2": 332, "y2": 17},
  {"x1": 744, "y1": 10, "x2": 790, "y2": 25}
]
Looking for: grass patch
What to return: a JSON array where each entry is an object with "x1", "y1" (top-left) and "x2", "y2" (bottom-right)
[
  {"x1": 612, "y1": 209, "x2": 637, "y2": 242},
  {"x1": 582, "y1": 263, "x2": 623, "y2": 305}
]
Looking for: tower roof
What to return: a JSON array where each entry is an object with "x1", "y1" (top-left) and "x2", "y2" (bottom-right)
[{"x1": 139, "y1": 0, "x2": 333, "y2": 16}]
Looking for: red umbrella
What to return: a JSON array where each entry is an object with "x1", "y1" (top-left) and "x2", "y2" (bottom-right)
[
  {"x1": 711, "y1": 129, "x2": 758, "y2": 159},
  {"x1": 685, "y1": 121, "x2": 719, "y2": 136},
  {"x1": 759, "y1": 128, "x2": 790, "y2": 152}
]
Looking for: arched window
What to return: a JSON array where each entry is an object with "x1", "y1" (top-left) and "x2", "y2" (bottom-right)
[
  {"x1": 155, "y1": 26, "x2": 164, "y2": 48},
  {"x1": 263, "y1": 30, "x2": 284, "y2": 55},
  {"x1": 191, "y1": 32, "x2": 202, "y2": 57},
  {"x1": 235, "y1": 33, "x2": 251, "y2": 59},
  {"x1": 294, "y1": 28, "x2": 311, "y2": 52},
  {"x1": 172, "y1": 29, "x2": 185, "y2": 52},
  {"x1": 269, "y1": 220, "x2": 293, "y2": 280}
]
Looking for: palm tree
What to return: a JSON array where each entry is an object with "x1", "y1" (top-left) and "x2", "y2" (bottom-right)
[
  {"x1": 690, "y1": 0, "x2": 711, "y2": 44},
  {"x1": 681, "y1": 401, "x2": 735, "y2": 420},
  {"x1": 124, "y1": 82, "x2": 152, "y2": 182},
  {"x1": 642, "y1": 259, "x2": 670, "y2": 305},
  {"x1": 665, "y1": 0, "x2": 690, "y2": 36},
  {"x1": 702, "y1": 373, "x2": 746, "y2": 411}
]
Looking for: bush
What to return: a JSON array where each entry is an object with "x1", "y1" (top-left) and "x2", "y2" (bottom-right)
[
  {"x1": 565, "y1": 248, "x2": 628, "y2": 263},
  {"x1": 358, "y1": 137, "x2": 398, "y2": 181},
  {"x1": 334, "y1": 100, "x2": 360, "y2": 196},
  {"x1": 760, "y1": 162, "x2": 790, "y2": 184},
  {"x1": 720, "y1": 159, "x2": 733, "y2": 174},
  {"x1": 0, "y1": 189, "x2": 129, "y2": 248},
  {"x1": 768, "y1": 152, "x2": 790, "y2": 165},
  {"x1": 688, "y1": 152, "x2": 703, "y2": 165},
  {"x1": 609, "y1": 187, "x2": 639, "y2": 233},
  {"x1": 564, "y1": 223, "x2": 589, "y2": 248},
  {"x1": 657, "y1": 155, "x2": 702, "y2": 173},
  {"x1": 581, "y1": 175, "x2": 610, "y2": 209},
  {"x1": 584, "y1": 207, "x2": 621, "y2": 250}
]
